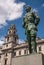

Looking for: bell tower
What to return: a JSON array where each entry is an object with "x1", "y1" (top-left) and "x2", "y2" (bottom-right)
[
  {"x1": 5, "y1": 24, "x2": 18, "y2": 44},
  {"x1": 1, "y1": 24, "x2": 19, "y2": 65}
]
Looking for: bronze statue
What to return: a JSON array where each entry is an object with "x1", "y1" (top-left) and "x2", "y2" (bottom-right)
[{"x1": 22, "y1": 5, "x2": 40, "y2": 53}]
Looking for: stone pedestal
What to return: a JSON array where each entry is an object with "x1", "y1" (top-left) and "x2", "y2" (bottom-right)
[{"x1": 12, "y1": 54, "x2": 44, "y2": 65}]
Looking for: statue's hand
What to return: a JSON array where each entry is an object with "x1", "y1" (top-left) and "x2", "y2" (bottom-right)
[{"x1": 35, "y1": 16, "x2": 40, "y2": 26}]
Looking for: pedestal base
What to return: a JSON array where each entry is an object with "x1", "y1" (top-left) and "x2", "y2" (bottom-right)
[{"x1": 12, "y1": 54, "x2": 44, "y2": 65}]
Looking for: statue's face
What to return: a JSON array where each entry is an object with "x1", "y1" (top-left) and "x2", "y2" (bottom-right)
[{"x1": 26, "y1": 6, "x2": 31, "y2": 12}]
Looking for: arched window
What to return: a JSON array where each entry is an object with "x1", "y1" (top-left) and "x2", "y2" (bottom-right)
[{"x1": 9, "y1": 31, "x2": 11, "y2": 34}]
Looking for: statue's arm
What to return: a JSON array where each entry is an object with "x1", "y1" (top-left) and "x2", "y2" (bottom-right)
[
  {"x1": 22, "y1": 16, "x2": 26, "y2": 28},
  {"x1": 34, "y1": 13, "x2": 40, "y2": 26}
]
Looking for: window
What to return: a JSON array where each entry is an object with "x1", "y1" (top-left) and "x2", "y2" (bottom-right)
[
  {"x1": 9, "y1": 31, "x2": 11, "y2": 34},
  {"x1": 7, "y1": 37, "x2": 9, "y2": 41},
  {"x1": 5, "y1": 59, "x2": 7, "y2": 65},
  {"x1": 6, "y1": 44, "x2": 8, "y2": 47},
  {"x1": 12, "y1": 52, "x2": 16, "y2": 57},
  {"x1": 14, "y1": 31, "x2": 15, "y2": 34},
  {"x1": 5, "y1": 53, "x2": 7, "y2": 56},
  {"x1": 39, "y1": 46, "x2": 41, "y2": 51},
  {"x1": 24, "y1": 50, "x2": 26, "y2": 54},
  {"x1": 0, "y1": 56, "x2": 1, "y2": 58},
  {"x1": 15, "y1": 37, "x2": 16, "y2": 41},
  {"x1": 19, "y1": 51, "x2": 21, "y2": 55},
  {"x1": 14, "y1": 52, "x2": 16, "y2": 56}
]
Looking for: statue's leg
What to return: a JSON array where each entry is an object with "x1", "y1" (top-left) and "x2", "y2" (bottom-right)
[
  {"x1": 30, "y1": 29, "x2": 37, "y2": 53},
  {"x1": 26, "y1": 30, "x2": 32, "y2": 53},
  {"x1": 31, "y1": 36, "x2": 37, "y2": 53}
]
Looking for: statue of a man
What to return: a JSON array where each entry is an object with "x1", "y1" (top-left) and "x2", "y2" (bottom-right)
[{"x1": 22, "y1": 5, "x2": 40, "y2": 53}]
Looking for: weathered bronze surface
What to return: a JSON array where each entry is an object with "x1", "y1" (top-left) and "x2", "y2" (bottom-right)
[{"x1": 22, "y1": 5, "x2": 40, "y2": 53}]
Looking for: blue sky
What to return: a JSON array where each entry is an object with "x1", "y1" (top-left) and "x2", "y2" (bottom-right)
[{"x1": 0, "y1": 0, "x2": 44, "y2": 44}]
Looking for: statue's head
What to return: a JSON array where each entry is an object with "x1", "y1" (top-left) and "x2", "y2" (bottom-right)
[{"x1": 26, "y1": 5, "x2": 31, "y2": 12}]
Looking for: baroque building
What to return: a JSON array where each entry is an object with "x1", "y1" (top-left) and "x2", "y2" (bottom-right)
[{"x1": 0, "y1": 24, "x2": 44, "y2": 65}]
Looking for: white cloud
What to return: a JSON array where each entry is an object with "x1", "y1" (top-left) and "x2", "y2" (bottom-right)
[
  {"x1": 0, "y1": 40, "x2": 4, "y2": 46},
  {"x1": 0, "y1": 0, "x2": 25, "y2": 28},
  {"x1": 42, "y1": 4, "x2": 44, "y2": 7},
  {"x1": 18, "y1": 39, "x2": 25, "y2": 44}
]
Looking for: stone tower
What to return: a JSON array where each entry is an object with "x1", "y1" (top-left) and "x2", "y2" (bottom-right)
[
  {"x1": 5, "y1": 24, "x2": 18, "y2": 44},
  {"x1": 1, "y1": 24, "x2": 18, "y2": 65}
]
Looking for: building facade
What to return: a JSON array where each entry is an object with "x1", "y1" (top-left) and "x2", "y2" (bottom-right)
[{"x1": 0, "y1": 24, "x2": 44, "y2": 65}]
